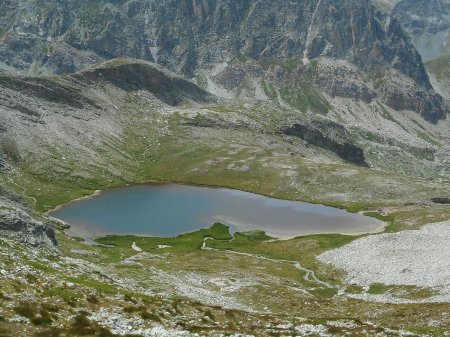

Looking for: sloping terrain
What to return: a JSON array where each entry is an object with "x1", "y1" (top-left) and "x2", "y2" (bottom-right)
[
  {"x1": 0, "y1": 1, "x2": 450, "y2": 336},
  {"x1": 3, "y1": 222, "x2": 449, "y2": 337},
  {"x1": 0, "y1": 61, "x2": 449, "y2": 337},
  {"x1": 392, "y1": 0, "x2": 450, "y2": 60},
  {"x1": 319, "y1": 221, "x2": 450, "y2": 303},
  {"x1": 0, "y1": 0, "x2": 448, "y2": 123},
  {"x1": 1, "y1": 58, "x2": 450, "y2": 212}
]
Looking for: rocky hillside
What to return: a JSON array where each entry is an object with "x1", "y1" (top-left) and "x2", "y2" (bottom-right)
[
  {"x1": 1, "y1": 58, "x2": 449, "y2": 210},
  {"x1": 0, "y1": 3, "x2": 450, "y2": 336},
  {"x1": 0, "y1": 193, "x2": 58, "y2": 251},
  {"x1": 0, "y1": 0, "x2": 449, "y2": 249},
  {"x1": 392, "y1": 0, "x2": 450, "y2": 60},
  {"x1": 0, "y1": 0, "x2": 448, "y2": 123},
  {"x1": 0, "y1": 0, "x2": 430, "y2": 80}
]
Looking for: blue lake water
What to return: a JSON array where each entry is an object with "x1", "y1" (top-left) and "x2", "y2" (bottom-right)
[{"x1": 50, "y1": 184, "x2": 382, "y2": 239}]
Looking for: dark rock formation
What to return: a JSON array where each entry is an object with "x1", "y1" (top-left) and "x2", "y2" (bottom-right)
[
  {"x1": 431, "y1": 197, "x2": 450, "y2": 204},
  {"x1": 73, "y1": 60, "x2": 217, "y2": 106},
  {"x1": 379, "y1": 82, "x2": 450, "y2": 123},
  {"x1": 0, "y1": 77, "x2": 101, "y2": 114},
  {"x1": 280, "y1": 123, "x2": 368, "y2": 166}
]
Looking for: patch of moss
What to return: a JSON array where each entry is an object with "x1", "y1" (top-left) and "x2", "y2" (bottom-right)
[
  {"x1": 261, "y1": 80, "x2": 277, "y2": 101},
  {"x1": 65, "y1": 276, "x2": 117, "y2": 295},
  {"x1": 95, "y1": 223, "x2": 232, "y2": 253},
  {"x1": 367, "y1": 283, "x2": 388, "y2": 295},
  {"x1": 280, "y1": 86, "x2": 331, "y2": 114}
]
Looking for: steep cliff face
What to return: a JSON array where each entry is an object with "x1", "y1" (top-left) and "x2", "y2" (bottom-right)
[
  {"x1": 0, "y1": 0, "x2": 447, "y2": 123},
  {"x1": 0, "y1": 0, "x2": 431, "y2": 84},
  {"x1": 0, "y1": 0, "x2": 448, "y2": 122},
  {"x1": 303, "y1": 0, "x2": 430, "y2": 88}
]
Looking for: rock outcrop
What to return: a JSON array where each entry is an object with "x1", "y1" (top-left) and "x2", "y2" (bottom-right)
[
  {"x1": 280, "y1": 122, "x2": 368, "y2": 166},
  {"x1": 431, "y1": 197, "x2": 450, "y2": 204},
  {"x1": 0, "y1": 198, "x2": 58, "y2": 251},
  {"x1": 73, "y1": 59, "x2": 217, "y2": 106}
]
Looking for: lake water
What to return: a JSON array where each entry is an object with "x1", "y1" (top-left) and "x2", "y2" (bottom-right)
[{"x1": 50, "y1": 184, "x2": 382, "y2": 239}]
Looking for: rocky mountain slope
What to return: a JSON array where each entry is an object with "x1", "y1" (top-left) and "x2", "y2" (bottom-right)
[
  {"x1": 0, "y1": 1, "x2": 450, "y2": 336},
  {"x1": 0, "y1": 0, "x2": 448, "y2": 283},
  {"x1": 1, "y1": 58, "x2": 449, "y2": 212},
  {"x1": 0, "y1": 197, "x2": 57, "y2": 251},
  {"x1": 391, "y1": 0, "x2": 450, "y2": 60},
  {"x1": 0, "y1": 0, "x2": 431, "y2": 79},
  {"x1": 0, "y1": 0, "x2": 448, "y2": 123}
]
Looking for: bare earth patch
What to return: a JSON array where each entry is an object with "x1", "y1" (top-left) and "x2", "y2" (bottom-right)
[{"x1": 318, "y1": 221, "x2": 450, "y2": 303}]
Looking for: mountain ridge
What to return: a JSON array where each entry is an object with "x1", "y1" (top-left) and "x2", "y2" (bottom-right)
[
  {"x1": 1, "y1": 0, "x2": 448, "y2": 122},
  {"x1": 0, "y1": 0, "x2": 430, "y2": 82}
]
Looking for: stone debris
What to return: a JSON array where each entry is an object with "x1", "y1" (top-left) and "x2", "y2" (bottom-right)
[
  {"x1": 319, "y1": 221, "x2": 450, "y2": 303},
  {"x1": 294, "y1": 324, "x2": 330, "y2": 336},
  {"x1": 91, "y1": 308, "x2": 256, "y2": 337}
]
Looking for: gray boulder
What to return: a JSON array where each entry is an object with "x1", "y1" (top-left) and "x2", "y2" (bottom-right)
[{"x1": 0, "y1": 199, "x2": 58, "y2": 251}]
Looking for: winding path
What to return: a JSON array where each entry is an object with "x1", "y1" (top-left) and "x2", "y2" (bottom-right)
[{"x1": 201, "y1": 237, "x2": 334, "y2": 289}]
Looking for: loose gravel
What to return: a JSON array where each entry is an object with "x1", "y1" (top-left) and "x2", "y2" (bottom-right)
[{"x1": 318, "y1": 221, "x2": 450, "y2": 302}]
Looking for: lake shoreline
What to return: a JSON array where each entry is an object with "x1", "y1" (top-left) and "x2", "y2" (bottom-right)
[
  {"x1": 47, "y1": 179, "x2": 379, "y2": 217},
  {"x1": 50, "y1": 182, "x2": 385, "y2": 240}
]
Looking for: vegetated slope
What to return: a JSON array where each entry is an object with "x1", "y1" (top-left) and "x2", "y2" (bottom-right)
[
  {"x1": 2, "y1": 220, "x2": 449, "y2": 337},
  {"x1": 0, "y1": 2, "x2": 449, "y2": 335},
  {"x1": 0, "y1": 0, "x2": 448, "y2": 123},
  {"x1": 426, "y1": 54, "x2": 450, "y2": 101},
  {"x1": 0, "y1": 0, "x2": 449, "y2": 227},
  {"x1": 1, "y1": 57, "x2": 449, "y2": 215},
  {"x1": 392, "y1": 0, "x2": 450, "y2": 61}
]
